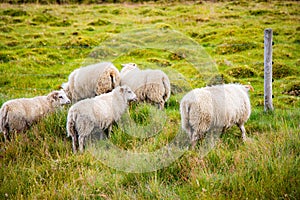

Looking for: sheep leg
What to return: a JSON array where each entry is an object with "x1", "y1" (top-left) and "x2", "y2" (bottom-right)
[
  {"x1": 107, "y1": 124, "x2": 112, "y2": 138},
  {"x1": 221, "y1": 126, "x2": 227, "y2": 134},
  {"x1": 98, "y1": 130, "x2": 105, "y2": 140},
  {"x1": 2, "y1": 119, "x2": 10, "y2": 142},
  {"x1": 220, "y1": 126, "x2": 228, "y2": 138},
  {"x1": 191, "y1": 140, "x2": 197, "y2": 149},
  {"x1": 67, "y1": 118, "x2": 79, "y2": 153},
  {"x1": 184, "y1": 121, "x2": 197, "y2": 149},
  {"x1": 4, "y1": 132, "x2": 10, "y2": 142},
  {"x1": 78, "y1": 135, "x2": 85, "y2": 153},
  {"x1": 72, "y1": 135, "x2": 78, "y2": 153},
  {"x1": 186, "y1": 126, "x2": 193, "y2": 142},
  {"x1": 190, "y1": 128, "x2": 199, "y2": 149},
  {"x1": 158, "y1": 101, "x2": 164, "y2": 110},
  {"x1": 238, "y1": 123, "x2": 247, "y2": 141},
  {"x1": 2, "y1": 126, "x2": 10, "y2": 142}
]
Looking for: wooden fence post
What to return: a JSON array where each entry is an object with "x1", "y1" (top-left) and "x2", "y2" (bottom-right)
[{"x1": 264, "y1": 28, "x2": 274, "y2": 112}]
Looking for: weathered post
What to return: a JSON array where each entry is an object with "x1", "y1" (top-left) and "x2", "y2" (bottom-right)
[{"x1": 264, "y1": 28, "x2": 274, "y2": 112}]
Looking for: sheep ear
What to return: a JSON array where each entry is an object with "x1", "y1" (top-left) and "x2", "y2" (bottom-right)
[
  {"x1": 61, "y1": 83, "x2": 67, "y2": 90},
  {"x1": 244, "y1": 85, "x2": 254, "y2": 92},
  {"x1": 48, "y1": 91, "x2": 59, "y2": 102}
]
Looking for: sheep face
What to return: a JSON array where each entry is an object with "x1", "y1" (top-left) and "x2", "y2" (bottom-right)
[
  {"x1": 48, "y1": 90, "x2": 71, "y2": 107},
  {"x1": 119, "y1": 86, "x2": 137, "y2": 102}
]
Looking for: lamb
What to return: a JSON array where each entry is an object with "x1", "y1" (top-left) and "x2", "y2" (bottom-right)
[
  {"x1": 120, "y1": 63, "x2": 170, "y2": 109},
  {"x1": 62, "y1": 62, "x2": 120, "y2": 103},
  {"x1": 66, "y1": 85, "x2": 137, "y2": 153},
  {"x1": 180, "y1": 83, "x2": 253, "y2": 148},
  {"x1": 0, "y1": 90, "x2": 71, "y2": 141}
]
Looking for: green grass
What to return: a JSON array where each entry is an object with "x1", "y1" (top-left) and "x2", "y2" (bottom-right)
[{"x1": 0, "y1": 1, "x2": 299, "y2": 199}]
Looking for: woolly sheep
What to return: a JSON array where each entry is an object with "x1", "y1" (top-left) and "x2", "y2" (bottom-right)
[
  {"x1": 66, "y1": 85, "x2": 137, "y2": 153},
  {"x1": 0, "y1": 90, "x2": 71, "y2": 141},
  {"x1": 120, "y1": 63, "x2": 170, "y2": 109},
  {"x1": 180, "y1": 83, "x2": 253, "y2": 148},
  {"x1": 62, "y1": 62, "x2": 120, "y2": 103}
]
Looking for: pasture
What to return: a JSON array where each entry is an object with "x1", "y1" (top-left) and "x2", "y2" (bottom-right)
[{"x1": 0, "y1": 1, "x2": 299, "y2": 199}]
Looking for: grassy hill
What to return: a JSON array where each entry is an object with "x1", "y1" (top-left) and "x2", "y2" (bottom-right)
[{"x1": 0, "y1": 1, "x2": 299, "y2": 199}]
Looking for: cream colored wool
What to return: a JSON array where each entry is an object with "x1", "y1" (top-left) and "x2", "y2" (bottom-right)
[
  {"x1": 120, "y1": 63, "x2": 170, "y2": 109},
  {"x1": 0, "y1": 90, "x2": 70, "y2": 141},
  {"x1": 66, "y1": 85, "x2": 137, "y2": 153},
  {"x1": 180, "y1": 84, "x2": 252, "y2": 147},
  {"x1": 62, "y1": 62, "x2": 120, "y2": 103}
]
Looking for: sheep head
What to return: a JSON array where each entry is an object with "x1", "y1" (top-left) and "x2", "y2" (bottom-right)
[
  {"x1": 120, "y1": 63, "x2": 138, "y2": 77},
  {"x1": 119, "y1": 85, "x2": 137, "y2": 103},
  {"x1": 47, "y1": 90, "x2": 71, "y2": 107},
  {"x1": 244, "y1": 85, "x2": 254, "y2": 92}
]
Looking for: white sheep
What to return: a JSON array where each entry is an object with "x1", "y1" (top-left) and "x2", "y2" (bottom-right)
[
  {"x1": 66, "y1": 85, "x2": 137, "y2": 153},
  {"x1": 180, "y1": 84, "x2": 253, "y2": 148},
  {"x1": 62, "y1": 62, "x2": 120, "y2": 103},
  {"x1": 0, "y1": 90, "x2": 71, "y2": 141},
  {"x1": 120, "y1": 63, "x2": 170, "y2": 109}
]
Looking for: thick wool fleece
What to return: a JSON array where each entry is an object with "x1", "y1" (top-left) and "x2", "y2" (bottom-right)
[
  {"x1": 180, "y1": 84, "x2": 251, "y2": 147},
  {"x1": 120, "y1": 64, "x2": 170, "y2": 109},
  {"x1": 66, "y1": 86, "x2": 136, "y2": 153},
  {"x1": 0, "y1": 90, "x2": 70, "y2": 141},
  {"x1": 62, "y1": 62, "x2": 120, "y2": 103}
]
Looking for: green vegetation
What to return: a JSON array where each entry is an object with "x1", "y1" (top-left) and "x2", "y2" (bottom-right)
[{"x1": 0, "y1": 1, "x2": 299, "y2": 199}]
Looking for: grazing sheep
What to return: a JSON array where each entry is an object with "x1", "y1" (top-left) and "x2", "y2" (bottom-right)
[
  {"x1": 62, "y1": 62, "x2": 120, "y2": 103},
  {"x1": 120, "y1": 63, "x2": 170, "y2": 109},
  {"x1": 180, "y1": 84, "x2": 253, "y2": 148},
  {"x1": 0, "y1": 90, "x2": 71, "y2": 141},
  {"x1": 67, "y1": 85, "x2": 137, "y2": 153}
]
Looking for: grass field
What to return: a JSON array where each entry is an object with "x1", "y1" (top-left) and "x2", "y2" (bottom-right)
[{"x1": 0, "y1": 1, "x2": 299, "y2": 199}]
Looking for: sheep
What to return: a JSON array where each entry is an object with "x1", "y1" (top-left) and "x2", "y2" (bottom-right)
[
  {"x1": 66, "y1": 85, "x2": 137, "y2": 153},
  {"x1": 120, "y1": 63, "x2": 170, "y2": 109},
  {"x1": 62, "y1": 62, "x2": 120, "y2": 103},
  {"x1": 180, "y1": 83, "x2": 253, "y2": 148},
  {"x1": 0, "y1": 90, "x2": 71, "y2": 141}
]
